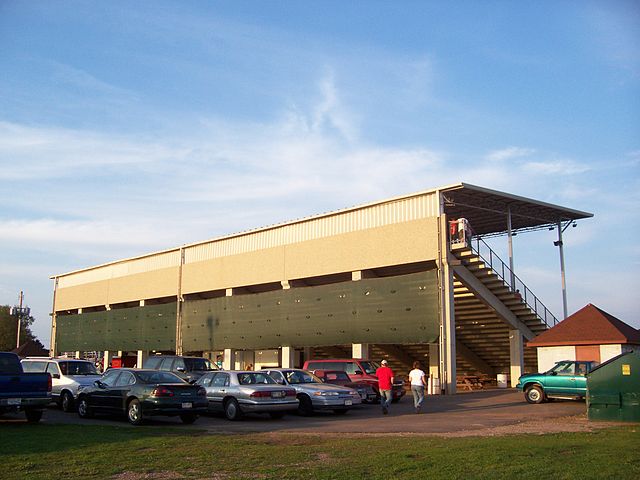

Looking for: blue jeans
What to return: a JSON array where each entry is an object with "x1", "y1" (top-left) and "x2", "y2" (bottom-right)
[
  {"x1": 411, "y1": 385, "x2": 425, "y2": 409},
  {"x1": 380, "y1": 389, "x2": 392, "y2": 410}
]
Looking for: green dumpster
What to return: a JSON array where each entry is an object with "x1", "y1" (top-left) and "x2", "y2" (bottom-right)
[{"x1": 587, "y1": 351, "x2": 640, "y2": 422}]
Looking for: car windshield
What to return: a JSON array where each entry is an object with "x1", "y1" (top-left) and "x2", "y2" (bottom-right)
[
  {"x1": 238, "y1": 373, "x2": 277, "y2": 385},
  {"x1": 547, "y1": 362, "x2": 576, "y2": 375},
  {"x1": 284, "y1": 370, "x2": 322, "y2": 385},
  {"x1": 359, "y1": 361, "x2": 379, "y2": 375},
  {"x1": 59, "y1": 361, "x2": 98, "y2": 375},
  {"x1": 184, "y1": 358, "x2": 218, "y2": 371},
  {"x1": 136, "y1": 371, "x2": 186, "y2": 384}
]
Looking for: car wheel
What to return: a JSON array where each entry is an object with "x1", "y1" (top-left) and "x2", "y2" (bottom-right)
[
  {"x1": 224, "y1": 398, "x2": 242, "y2": 421},
  {"x1": 127, "y1": 399, "x2": 144, "y2": 425},
  {"x1": 180, "y1": 413, "x2": 198, "y2": 424},
  {"x1": 77, "y1": 397, "x2": 93, "y2": 418},
  {"x1": 297, "y1": 395, "x2": 314, "y2": 416},
  {"x1": 333, "y1": 409, "x2": 348, "y2": 415},
  {"x1": 61, "y1": 391, "x2": 75, "y2": 412},
  {"x1": 268, "y1": 412, "x2": 285, "y2": 420},
  {"x1": 525, "y1": 385, "x2": 545, "y2": 404},
  {"x1": 25, "y1": 409, "x2": 43, "y2": 423}
]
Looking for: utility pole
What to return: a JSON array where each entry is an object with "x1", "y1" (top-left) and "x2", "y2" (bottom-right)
[
  {"x1": 10, "y1": 291, "x2": 30, "y2": 349},
  {"x1": 16, "y1": 291, "x2": 23, "y2": 348}
]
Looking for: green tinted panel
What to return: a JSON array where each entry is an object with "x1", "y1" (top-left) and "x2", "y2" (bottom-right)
[
  {"x1": 56, "y1": 303, "x2": 176, "y2": 352},
  {"x1": 182, "y1": 270, "x2": 439, "y2": 351}
]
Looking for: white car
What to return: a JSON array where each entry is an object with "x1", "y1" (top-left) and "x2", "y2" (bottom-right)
[
  {"x1": 263, "y1": 368, "x2": 362, "y2": 416},
  {"x1": 21, "y1": 358, "x2": 101, "y2": 412}
]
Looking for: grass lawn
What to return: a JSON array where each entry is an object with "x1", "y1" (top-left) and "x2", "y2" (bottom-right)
[{"x1": 1, "y1": 424, "x2": 638, "y2": 479}]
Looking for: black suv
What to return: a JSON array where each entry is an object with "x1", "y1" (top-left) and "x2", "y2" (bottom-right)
[{"x1": 143, "y1": 355, "x2": 218, "y2": 383}]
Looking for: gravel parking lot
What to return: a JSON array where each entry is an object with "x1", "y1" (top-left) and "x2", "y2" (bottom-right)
[{"x1": 8, "y1": 389, "x2": 605, "y2": 436}]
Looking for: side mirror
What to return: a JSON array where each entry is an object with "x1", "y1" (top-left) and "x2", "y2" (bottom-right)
[
  {"x1": 52, "y1": 373, "x2": 61, "y2": 379},
  {"x1": 551, "y1": 372, "x2": 558, "y2": 376},
  {"x1": 176, "y1": 367, "x2": 186, "y2": 372},
  {"x1": 94, "y1": 380, "x2": 104, "y2": 388},
  {"x1": 354, "y1": 370, "x2": 363, "y2": 375}
]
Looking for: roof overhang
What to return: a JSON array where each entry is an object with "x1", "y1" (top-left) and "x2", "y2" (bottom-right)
[{"x1": 440, "y1": 183, "x2": 593, "y2": 237}]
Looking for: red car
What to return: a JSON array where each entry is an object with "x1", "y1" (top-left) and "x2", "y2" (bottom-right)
[
  {"x1": 314, "y1": 370, "x2": 378, "y2": 403},
  {"x1": 303, "y1": 359, "x2": 405, "y2": 403}
]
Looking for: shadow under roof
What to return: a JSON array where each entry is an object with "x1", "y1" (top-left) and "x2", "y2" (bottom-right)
[{"x1": 440, "y1": 183, "x2": 593, "y2": 237}]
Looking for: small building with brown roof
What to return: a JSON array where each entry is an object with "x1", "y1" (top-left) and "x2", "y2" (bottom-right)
[
  {"x1": 11, "y1": 339, "x2": 49, "y2": 358},
  {"x1": 527, "y1": 304, "x2": 640, "y2": 372}
]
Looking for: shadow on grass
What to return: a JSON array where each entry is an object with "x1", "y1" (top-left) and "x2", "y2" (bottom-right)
[{"x1": 0, "y1": 422, "x2": 187, "y2": 456}]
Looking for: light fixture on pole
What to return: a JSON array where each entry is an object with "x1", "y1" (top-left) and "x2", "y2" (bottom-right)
[{"x1": 10, "y1": 291, "x2": 30, "y2": 349}]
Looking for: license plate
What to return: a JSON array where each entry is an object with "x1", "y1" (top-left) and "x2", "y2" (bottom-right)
[
  {"x1": 344, "y1": 399, "x2": 352, "y2": 406},
  {"x1": 181, "y1": 402, "x2": 192, "y2": 409},
  {"x1": 7, "y1": 398, "x2": 20, "y2": 406},
  {"x1": 271, "y1": 391, "x2": 285, "y2": 398}
]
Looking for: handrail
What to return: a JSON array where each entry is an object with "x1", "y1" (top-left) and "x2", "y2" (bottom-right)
[{"x1": 454, "y1": 236, "x2": 559, "y2": 327}]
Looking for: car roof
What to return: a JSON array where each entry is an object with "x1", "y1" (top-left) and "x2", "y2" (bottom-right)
[
  {"x1": 263, "y1": 368, "x2": 307, "y2": 371},
  {"x1": 147, "y1": 355, "x2": 206, "y2": 359},
  {"x1": 306, "y1": 359, "x2": 370, "y2": 362},
  {"x1": 23, "y1": 357, "x2": 92, "y2": 363}
]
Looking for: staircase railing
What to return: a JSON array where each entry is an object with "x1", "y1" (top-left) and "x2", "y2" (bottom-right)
[{"x1": 458, "y1": 237, "x2": 559, "y2": 327}]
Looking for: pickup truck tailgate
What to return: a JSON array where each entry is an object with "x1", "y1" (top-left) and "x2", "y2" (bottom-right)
[{"x1": 0, "y1": 373, "x2": 51, "y2": 399}]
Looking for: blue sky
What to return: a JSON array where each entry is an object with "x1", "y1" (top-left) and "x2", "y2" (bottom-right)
[{"x1": 1, "y1": 1, "x2": 639, "y2": 345}]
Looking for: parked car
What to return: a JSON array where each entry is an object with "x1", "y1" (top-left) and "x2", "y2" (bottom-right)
[
  {"x1": 0, "y1": 352, "x2": 51, "y2": 423},
  {"x1": 516, "y1": 360, "x2": 599, "y2": 404},
  {"x1": 313, "y1": 370, "x2": 378, "y2": 403},
  {"x1": 76, "y1": 368, "x2": 207, "y2": 425},
  {"x1": 21, "y1": 357, "x2": 101, "y2": 412},
  {"x1": 263, "y1": 368, "x2": 362, "y2": 416},
  {"x1": 195, "y1": 370, "x2": 298, "y2": 420},
  {"x1": 303, "y1": 359, "x2": 405, "y2": 403},
  {"x1": 143, "y1": 355, "x2": 219, "y2": 383}
]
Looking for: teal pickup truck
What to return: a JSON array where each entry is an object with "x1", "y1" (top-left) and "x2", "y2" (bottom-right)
[{"x1": 516, "y1": 360, "x2": 598, "y2": 404}]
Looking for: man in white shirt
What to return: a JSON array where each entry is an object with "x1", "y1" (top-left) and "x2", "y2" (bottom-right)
[{"x1": 408, "y1": 361, "x2": 427, "y2": 414}]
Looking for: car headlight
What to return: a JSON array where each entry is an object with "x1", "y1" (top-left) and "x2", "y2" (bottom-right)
[
  {"x1": 350, "y1": 391, "x2": 361, "y2": 397},
  {"x1": 313, "y1": 391, "x2": 339, "y2": 396}
]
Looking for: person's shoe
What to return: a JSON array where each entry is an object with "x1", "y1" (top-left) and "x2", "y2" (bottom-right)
[
  {"x1": 415, "y1": 407, "x2": 419, "y2": 414},
  {"x1": 382, "y1": 406, "x2": 388, "y2": 415}
]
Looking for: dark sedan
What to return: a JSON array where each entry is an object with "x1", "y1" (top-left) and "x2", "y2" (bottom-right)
[{"x1": 76, "y1": 368, "x2": 207, "y2": 425}]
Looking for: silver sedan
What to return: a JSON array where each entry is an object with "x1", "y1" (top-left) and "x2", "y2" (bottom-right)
[
  {"x1": 195, "y1": 371, "x2": 298, "y2": 420},
  {"x1": 264, "y1": 368, "x2": 362, "y2": 416}
]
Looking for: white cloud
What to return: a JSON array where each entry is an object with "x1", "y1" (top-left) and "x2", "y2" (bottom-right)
[
  {"x1": 485, "y1": 147, "x2": 535, "y2": 163},
  {"x1": 522, "y1": 160, "x2": 591, "y2": 176},
  {"x1": 0, "y1": 121, "x2": 188, "y2": 181}
]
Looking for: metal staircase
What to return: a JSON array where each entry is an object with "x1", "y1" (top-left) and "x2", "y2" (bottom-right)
[{"x1": 451, "y1": 238, "x2": 557, "y2": 374}]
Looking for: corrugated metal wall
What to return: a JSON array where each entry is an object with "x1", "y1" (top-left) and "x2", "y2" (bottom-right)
[
  {"x1": 185, "y1": 193, "x2": 438, "y2": 264},
  {"x1": 58, "y1": 250, "x2": 181, "y2": 289},
  {"x1": 57, "y1": 192, "x2": 439, "y2": 288}
]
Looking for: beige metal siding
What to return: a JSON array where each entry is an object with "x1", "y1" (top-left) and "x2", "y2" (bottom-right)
[
  {"x1": 56, "y1": 191, "x2": 439, "y2": 293},
  {"x1": 58, "y1": 250, "x2": 180, "y2": 289},
  {"x1": 184, "y1": 193, "x2": 438, "y2": 264},
  {"x1": 182, "y1": 218, "x2": 439, "y2": 294}
]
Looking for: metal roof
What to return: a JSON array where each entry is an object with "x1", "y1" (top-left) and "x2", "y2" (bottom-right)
[
  {"x1": 440, "y1": 183, "x2": 593, "y2": 237},
  {"x1": 51, "y1": 182, "x2": 593, "y2": 279}
]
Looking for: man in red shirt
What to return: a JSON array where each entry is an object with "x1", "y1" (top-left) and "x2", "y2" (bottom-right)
[{"x1": 375, "y1": 359, "x2": 394, "y2": 415}]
